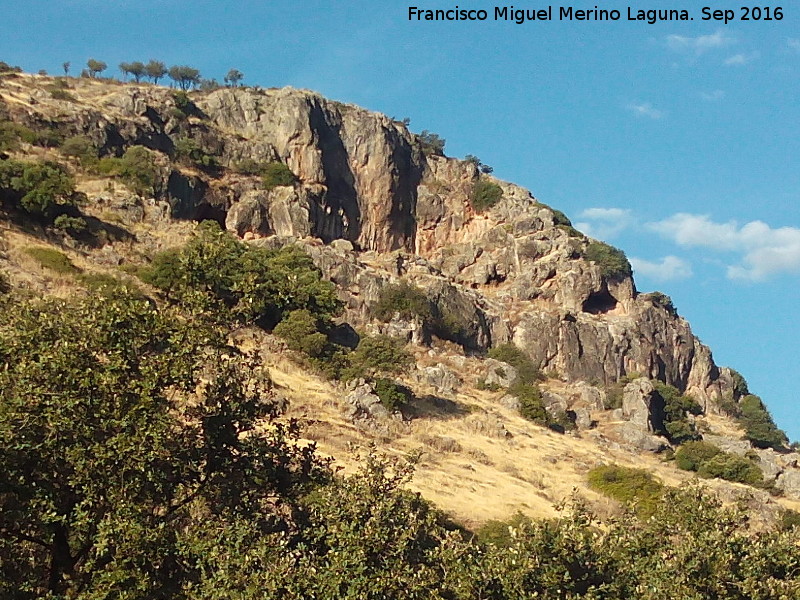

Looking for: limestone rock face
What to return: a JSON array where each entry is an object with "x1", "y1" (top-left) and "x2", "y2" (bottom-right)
[
  {"x1": 622, "y1": 378, "x2": 665, "y2": 433},
  {"x1": 0, "y1": 77, "x2": 734, "y2": 404}
]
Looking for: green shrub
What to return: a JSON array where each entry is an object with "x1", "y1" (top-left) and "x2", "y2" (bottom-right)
[
  {"x1": 60, "y1": 135, "x2": 97, "y2": 165},
  {"x1": 729, "y1": 368, "x2": 750, "y2": 397},
  {"x1": 470, "y1": 179, "x2": 503, "y2": 213},
  {"x1": 675, "y1": 441, "x2": 722, "y2": 472},
  {"x1": 417, "y1": 130, "x2": 445, "y2": 154},
  {"x1": 587, "y1": 464, "x2": 664, "y2": 516},
  {"x1": 644, "y1": 291, "x2": 676, "y2": 315},
  {"x1": 78, "y1": 272, "x2": 142, "y2": 296},
  {"x1": 117, "y1": 146, "x2": 159, "y2": 195},
  {"x1": 24, "y1": 246, "x2": 79, "y2": 274},
  {"x1": 50, "y1": 89, "x2": 76, "y2": 102},
  {"x1": 511, "y1": 382, "x2": 547, "y2": 424},
  {"x1": 372, "y1": 280, "x2": 433, "y2": 323},
  {"x1": 53, "y1": 214, "x2": 88, "y2": 237},
  {"x1": 477, "y1": 511, "x2": 533, "y2": 547},
  {"x1": 487, "y1": 344, "x2": 541, "y2": 384},
  {"x1": 0, "y1": 160, "x2": 78, "y2": 221},
  {"x1": 653, "y1": 381, "x2": 702, "y2": 444},
  {"x1": 697, "y1": 453, "x2": 763, "y2": 486},
  {"x1": 738, "y1": 395, "x2": 788, "y2": 450},
  {"x1": 0, "y1": 121, "x2": 38, "y2": 151},
  {"x1": 262, "y1": 162, "x2": 296, "y2": 190},
  {"x1": 372, "y1": 377, "x2": 414, "y2": 411},
  {"x1": 550, "y1": 208, "x2": 572, "y2": 227},
  {"x1": 345, "y1": 335, "x2": 411, "y2": 379},
  {"x1": 717, "y1": 394, "x2": 741, "y2": 418},
  {"x1": 273, "y1": 309, "x2": 327, "y2": 358},
  {"x1": 779, "y1": 508, "x2": 800, "y2": 531},
  {"x1": 585, "y1": 241, "x2": 632, "y2": 280},
  {"x1": 174, "y1": 136, "x2": 218, "y2": 169},
  {"x1": 232, "y1": 158, "x2": 267, "y2": 176}
]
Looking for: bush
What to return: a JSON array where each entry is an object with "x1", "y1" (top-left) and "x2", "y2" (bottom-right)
[
  {"x1": 23, "y1": 246, "x2": 79, "y2": 274},
  {"x1": 49, "y1": 89, "x2": 76, "y2": 102},
  {"x1": 477, "y1": 512, "x2": 533, "y2": 547},
  {"x1": 487, "y1": 344, "x2": 541, "y2": 384},
  {"x1": 0, "y1": 121, "x2": 39, "y2": 151},
  {"x1": 60, "y1": 135, "x2": 98, "y2": 166},
  {"x1": 53, "y1": 214, "x2": 88, "y2": 237},
  {"x1": 644, "y1": 291, "x2": 676, "y2": 316},
  {"x1": 116, "y1": 146, "x2": 159, "y2": 195},
  {"x1": 345, "y1": 335, "x2": 412, "y2": 379},
  {"x1": 653, "y1": 381, "x2": 702, "y2": 444},
  {"x1": 273, "y1": 309, "x2": 327, "y2": 358},
  {"x1": 470, "y1": 179, "x2": 503, "y2": 213},
  {"x1": 587, "y1": 465, "x2": 664, "y2": 516},
  {"x1": 262, "y1": 162, "x2": 296, "y2": 190},
  {"x1": 417, "y1": 130, "x2": 445, "y2": 154},
  {"x1": 0, "y1": 160, "x2": 78, "y2": 221},
  {"x1": 174, "y1": 136, "x2": 218, "y2": 170},
  {"x1": 585, "y1": 241, "x2": 632, "y2": 280},
  {"x1": 511, "y1": 382, "x2": 547, "y2": 424},
  {"x1": 372, "y1": 377, "x2": 414, "y2": 411},
  {"x1": 697, "y1": 453, "x2": 763, "y2": 486},
  {"x1": 675, "y1": 441, "x2": 722, "y2": 472},
  {"x1": 372, "y1": 281, "x2": 432, "y2": 323},
  {"x1": 78, "y1": 272, "x2": 141, "y2": 297},
  {"x1": 739, "y1": 395, "x2": 788, "y2": 450},
  {"x1": 232, "y1": 158, "x2": 267, "y2": 176}
]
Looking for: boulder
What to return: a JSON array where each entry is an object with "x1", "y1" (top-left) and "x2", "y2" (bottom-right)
[{"x1": 622, "y1": 378, "x2": 665, "y2": 433}]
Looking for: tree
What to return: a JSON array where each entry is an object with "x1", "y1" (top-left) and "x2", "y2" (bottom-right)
[
  {"x1": 118, "y1": 61, "x2": 132, "y2": 80},
  {"x1": 86, "y1": 58, "x2": 107, "y2": 78},
  {"x1": 224, "y1": 68, "x2": 244, "y2": 87},
  {"x1": 61, "y1": 61, "x2": 70, "y2": 76},
  {"x1": 145, "y1": 59, "x2": 167, "y2": 84},
  {"x1": 168, "y1": 65, "x2": 201, "y2": 91},
  {"x1": 128, "y1": 61, "x2": 145, "y2": 83},
  {"x1": 0, "y1": 292, "x2": 329, "y2": 597}
]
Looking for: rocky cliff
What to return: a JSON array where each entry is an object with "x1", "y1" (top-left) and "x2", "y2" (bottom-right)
[{"x1": 0, "y1": 75, "x2": 733, "y2": 404}]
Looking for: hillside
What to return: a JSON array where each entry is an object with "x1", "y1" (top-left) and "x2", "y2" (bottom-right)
[{"x1": 1, "y1": 68, "x2": 799, "y2": 532}]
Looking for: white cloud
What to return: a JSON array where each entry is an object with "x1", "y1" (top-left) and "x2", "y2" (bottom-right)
[
  {"x1": 788, "y1": 38, "x2": 800, "y2": 51},
  {"x1": 574, "y1": 207, "x2": 633, "y2": 240},
  {"x1": 629, "y1": 256, "x2": 693, "y2": 282},
  {"x1": 724, "y1": 52, "x2": 758, "y2": 66},
  {"x1": 648, "y1": 213, "x2": 800, "y2": 281},
  {"x1": 627, "y1": 102, "x2": 665, "y2": 119},
  {"x1": 666, "y1": 30, "x2": 734, "y2": 54},
  {"x1": 700, "y1": 89, "x2": 725, "y2": 101}
]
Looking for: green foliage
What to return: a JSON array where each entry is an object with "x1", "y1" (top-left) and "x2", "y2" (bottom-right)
[
  {"x1": 273, "y1": 308, "x2": 327, "y2": 357},
  {"x1": 729, "y1": 368, "x2": 750, "y2": 397},
  {"x1": 551, "y1": 208, "x2": 572, "y2": 227},
  {"x1": 23, "y1": 246, "x2": 79, "y2": 274},
  {"x1": 372, "y1": 280, "x2": 433, "y2": 323},
  {"x1": 0, "y1": 61, "x2": 22, "y2": 74},
  {"x1": 0, "y1": 120, "x2": 38, "y2": 151},
  {"x1": 653, "y1": 381, "x2": 702, "y2": 444},
  {"x1": 476, "y1": 511, "x2": 533, "y2": 547},
  {"x1": 168, "y1": 64, "x2": 201, "y2": 90},
  {"x1": 779, "y1": 508, "x2": 800, "y2": 531},
  {"x1": 86, "y1": 58, "x2": 107, "y2": 77},
  {"x1": 224, "y1": 68, "x2": 244, "y2": 87},
  {"x1": 585, "y1": 240, "x2": 633, "y2": 280},
  {"x1": 587, "y1": 465, "x2": 664, "y2": 517},
  {"x1": 470, "y1": 179, "x2": 503, "y2": 213},
  {"x1": 644, "y1": 291, "x2": 676, "y2": 315},
  {"x1": 512, "y1": 381, "x2": 548, "y2": 424},
  {"x1": 373, "y1": 377, "x2": 414, "y2": 411},
  {"x1": 53, "y1": 214, "x2": 88, "y2": 237},
  {"x1": 0, "y1": 159, "x2": 78, "y2": 221},
  {"x1": 261, "y1": 161, "x2": 297, "y2": 190},
  {"x1": 698, "y1": 453, "x2": 764, "y2": 486},
  {"x1": 0, "y1": 292, "x2": 328, "y2": 597},
  {"x1": 60, "y1": 135, "x2": 97, "y2": 165},
  {"x1": 675, "y1": 441, "x2": 722, "y2": 472},
  {"x1": 50, "y1": 88, "x2": 76, "y2": 101},
  {"x1": 174, "y1": 136, "x2": 219, "y2": 169},
  {"x1": 417, "y1": 129, "x2": 446, "y2": 154},
  {"x1": 140, "y1": 222, "x2": 341, "y2": 327},
  {"x1": 739, "y1": 394, "x2": 788, "y2": 450},
  {"x1": 232, "y1": 158, "x2": 268, "y2": 176},
  {"x1": 100, "y1": 145, "x2": 160, "y2": 195},
  {"x1": 487, "y1": 343, "x2": 541, "y2": 384},
  {"x1": 77, "y1": 271, "x2": 142, "y2": 296},
  {"x1": 145, "y1": 59, "x2": 167, "y2": 83},
  {"x1": 345, "y1": 334, "x2": 412, "y2": 379}
]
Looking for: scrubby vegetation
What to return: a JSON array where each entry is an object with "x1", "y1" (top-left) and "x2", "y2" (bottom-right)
[
  {"x1": 0, "y1": 159, "x2": 81, "y2": 223},
  {"x1": 675, "y1": 441, "x2": 764, "y2": 486},
  {"x1": 23, "y1": 246, "x2": 79, "y2": 274},
  {"x1": 261, "y1": 161, "x2": 297, "y2": 190},
  {"x1": 470, "y1": 178, "x2": 503, "y2": 213},
  {"x1": 584, "y1": 241, "x2": 632, "y2": 280},
  {"x1": 96, "y1": 145, "x2": 160, "y2": 195},
  {"x1": 487, "y1": 344, "x2": 553, "y2": 427},
  {"x1": 587, "y1": 464, "x2": 664, "y2": 517},
  {"x1": 373, "y1": 280, "x2": 433, "y2": 323},
  {"x1": 738, "y1": 394, "x2": 788, "y2": 450},
  {"x1": 653, "y1": 381, "x2": 702, "y2": 444}
]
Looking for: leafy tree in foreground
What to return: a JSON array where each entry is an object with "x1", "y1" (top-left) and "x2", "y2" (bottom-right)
[{"x1": 0, "y1": 292, "x2": 329, "y2": 598}]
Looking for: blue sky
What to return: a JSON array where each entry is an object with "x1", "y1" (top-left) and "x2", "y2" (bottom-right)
[{"x1": 1, "y1": 1, "x2": 798, "y2": 440}]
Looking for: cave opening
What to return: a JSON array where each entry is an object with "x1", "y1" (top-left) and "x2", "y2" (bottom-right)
[{"x1": 582, "y1": 288, "x2": 618, "y2": 314}]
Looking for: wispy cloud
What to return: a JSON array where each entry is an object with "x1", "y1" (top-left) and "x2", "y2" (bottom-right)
[
  {"x1": 724, "y1": 52, "x2": 758, "y2": 66},
  {"x1": 574, "y1": 207, "x2": 634, "y2": 240},
  {"x1": 700, "y1": 89, "x2": 725, "y2": 101},
  {"x1": 648, "y1": 213, "x2": 800, "y2": 281},
  {"x1": 629, "y1": 256, "x2": 693, "y2": 282},
  {"x1": 666, "y1": 30, "x2": 734, "y2": 54},
  {"x1": 627, "y1": 102, "x2": 665, "y2": 119}
]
